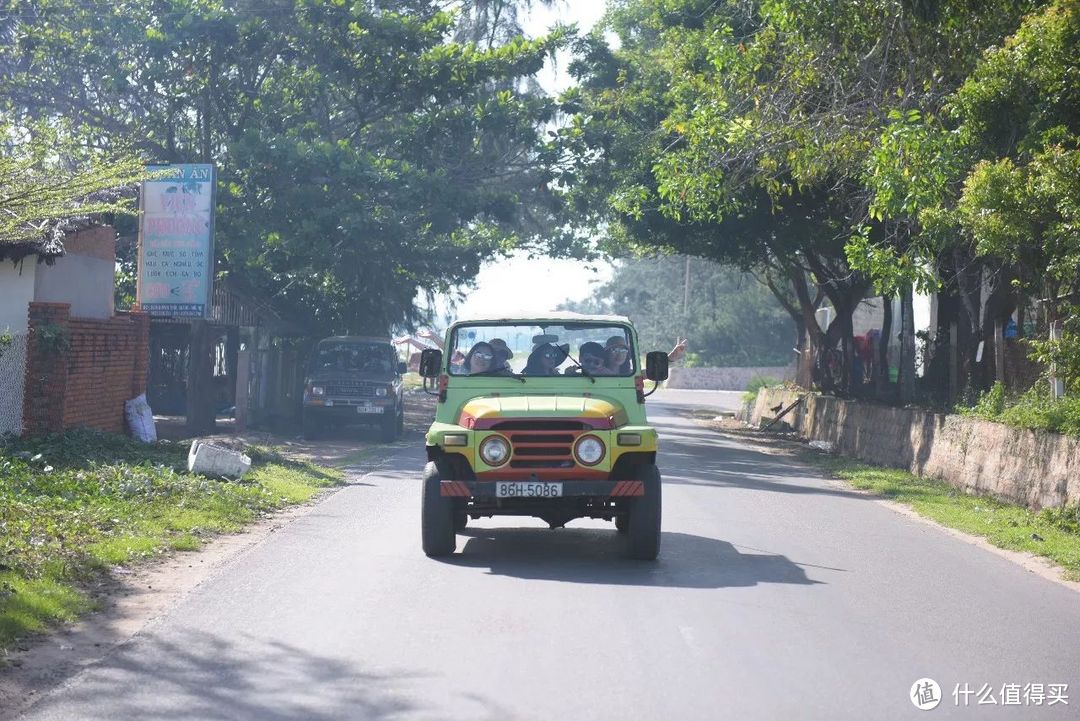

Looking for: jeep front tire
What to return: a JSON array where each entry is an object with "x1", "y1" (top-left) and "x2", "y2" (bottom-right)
[
  {"x1": 421, "y1": 461, "x2": 456, "y2": 556},
  {"x1": 626, "y1": 463, "x2": 661, "y2": 560}
]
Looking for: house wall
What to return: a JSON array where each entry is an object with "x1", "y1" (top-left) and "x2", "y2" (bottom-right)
[
  {"x1": 22, "y1": 302, "x2": 150, "y2": 436},
  {"x1": 33, "y1": 225, "x2": 115, "y2": 319},
  {"x1": 0, "y1": 260, "x2": 36, "y2": 333}
]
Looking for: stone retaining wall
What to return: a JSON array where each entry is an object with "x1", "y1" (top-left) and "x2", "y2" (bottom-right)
[
  {"x1": 746, "y1": 387, "x2": 1080, "y2": 509},
  {"x1": 667, "y1": 365, "x2": 794, "y2": 391}
]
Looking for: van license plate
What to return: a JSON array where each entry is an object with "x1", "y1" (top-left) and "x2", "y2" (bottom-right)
[
  {"x1": 496, "y1": 482, "x2": 562, "y2": 498},
  {"x1": 357, "y1": 404, "x2": 384, "y2": 414}
]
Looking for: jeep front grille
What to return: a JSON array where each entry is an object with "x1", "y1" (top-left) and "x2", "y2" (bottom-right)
[{"x1": 500, "y1": 426, "x2": 584, "y2": 468}]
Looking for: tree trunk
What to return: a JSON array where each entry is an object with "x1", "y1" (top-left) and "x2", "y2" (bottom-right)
[
  {"x1": 876, "y1": 294, "x2": 893, "y2": 397},
  {"x1": 899, "y1": 283, "x2": 916, "y2": 404}
]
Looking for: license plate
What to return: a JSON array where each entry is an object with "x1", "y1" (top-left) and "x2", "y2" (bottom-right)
[
  {"x1": 495, "y1": 481, "x2": 563, "y2": 498},
  {"x1": 356, "y1": 404, "x2": 384, "y2": 414}
]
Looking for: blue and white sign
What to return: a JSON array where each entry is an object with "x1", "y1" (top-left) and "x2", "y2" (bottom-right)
[{"x1": 137, "y1": 164, "x2": 216, "y2": 318}]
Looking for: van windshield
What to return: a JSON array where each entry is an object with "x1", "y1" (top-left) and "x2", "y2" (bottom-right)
[
  {"x1": 311, "y1": 341, "x2": 394, "y2": 374},
  {"x1": 449, "y1": 323, "x2": 636, "y2": 377}
]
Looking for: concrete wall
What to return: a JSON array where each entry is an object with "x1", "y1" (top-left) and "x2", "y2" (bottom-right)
[
  {"x1": 0, "y1": 260, "x2": 36, "y2": 333},
  {"x1": 33, "y1": 226, "x2": 115, "y2": 319},
  {"x1": 667, "y1": 365, "x2": 795, "y2": 391},
  {"x1": 746, "y1": 387, "x2": 1080, "y2": 509}
]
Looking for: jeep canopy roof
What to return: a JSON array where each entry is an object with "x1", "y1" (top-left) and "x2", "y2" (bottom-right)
[{"x1": 454, "y1": 311, "x2": 632, "y2": 325}]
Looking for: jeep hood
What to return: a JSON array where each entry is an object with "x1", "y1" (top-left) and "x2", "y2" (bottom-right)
[{"x1": 458, "y1": 395, "x2": 630, "y2": 429}]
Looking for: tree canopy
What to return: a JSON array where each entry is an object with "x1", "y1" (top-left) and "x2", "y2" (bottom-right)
[
  {"x1": 558, "y1": 0, "x2": 1072, "y2": 401},
  {"x1": 1, "y1": 0, "x2": 565, "y2": 332}
]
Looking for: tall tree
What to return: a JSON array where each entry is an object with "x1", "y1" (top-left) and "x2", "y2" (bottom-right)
[{"x1": 1, "y1": 0, "x2": 565, "y2": 332}]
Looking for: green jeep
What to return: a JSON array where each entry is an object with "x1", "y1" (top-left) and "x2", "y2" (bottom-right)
[{"x1": 418, "y1": 313, "x2": 669, "y2": 559}]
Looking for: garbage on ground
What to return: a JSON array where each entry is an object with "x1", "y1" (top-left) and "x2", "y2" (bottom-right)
[
  {"x1": 187, "y1": 440, "x2": 252, "y2": 479},
  {"x1": 808, "y1": 440, "x2": 834, "y2": 452},
  {"x1": 125, "y1": 393, "x2": 157, "y2": 443}
]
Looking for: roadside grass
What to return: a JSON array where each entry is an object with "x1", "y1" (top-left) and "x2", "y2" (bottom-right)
[
  {"x1": 813, "y1": 456, "x2": 1080, "y2": 581},
  {"x1": 0, "y1": 429, "x2": 343, "y2": 652}
]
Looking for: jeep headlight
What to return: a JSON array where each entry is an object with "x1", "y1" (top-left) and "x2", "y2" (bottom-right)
[
  {"x1": 479, "y1": 435, "x2": 511, "y2": 466},
  {"x1": 574, "y1": 435, "x2": 605, "y2": 466},
  {"x1": 310, "y1": 385, "x2": 325, "y2": 396},
  {"x1": 375, "y1": 386, "x2": 388, "y2": 397}
]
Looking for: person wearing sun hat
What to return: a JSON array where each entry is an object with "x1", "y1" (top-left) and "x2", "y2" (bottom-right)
[
  {"x1": 604, "y1": 335, "x2": 633, "y2": 374},
  {"x1": 523, "y1": 342, "x2": 569, "y2": 375},
  {"x1": 489, "y1": 337, "x2": 514, "y2": 370}
]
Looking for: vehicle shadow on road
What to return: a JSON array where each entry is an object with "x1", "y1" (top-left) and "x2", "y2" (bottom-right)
[
  {"x1": 15, "y1": 629, "x2": 510, "y2": 721},
  {"x1": 446, "y1": 528, "x2": 822, "y2": 589}
]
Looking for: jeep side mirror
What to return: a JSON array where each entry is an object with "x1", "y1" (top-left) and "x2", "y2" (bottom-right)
[
  {"x1": 397, "y1": 361, "x2": 408, "y2": 375},
  {"x1": 419, "y1": 348, "x2": 443, "y2": 379},
  {"x1": 645, "y1": 351, "x2": 669, "y2": 382}
]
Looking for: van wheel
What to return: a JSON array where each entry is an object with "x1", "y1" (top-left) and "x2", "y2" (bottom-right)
[
  {"x1": 302, "y1": 414, "x2": 323, "y2": 440},
  {"x1": 626, "y1": 463, "x2": 661, "y2": 560},
  {"x1": 615, "y1": 514, "x2": 628, "y2": 534},
  {"x1": 422, "y1": 462, "x2": 456, "y2": 557},
  {"x1": 379, "y1": 408, "x2": 400, "y2": 442}
]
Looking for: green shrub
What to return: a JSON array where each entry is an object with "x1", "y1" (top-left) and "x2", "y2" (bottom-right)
[
  {"x1": 961, "y1": 383, "x2": 1080, "y2": 436},
  {"x1": 743, "y1": 375, "x2": 780, "y2": 403},
  {"x1": 963, "y1": 381, "x2": 1008, "y2": 420}
]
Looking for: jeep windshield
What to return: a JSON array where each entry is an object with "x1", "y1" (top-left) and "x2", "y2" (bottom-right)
[{"x1": 448, "y1": 323, "x2": 636, "y2": 377}]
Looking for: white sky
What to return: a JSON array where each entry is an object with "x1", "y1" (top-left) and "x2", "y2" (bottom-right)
[{"x1": 426, "y1": 1, "x2": 615, "y2": 325}]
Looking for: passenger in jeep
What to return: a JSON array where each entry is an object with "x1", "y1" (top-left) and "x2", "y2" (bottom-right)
[
  {"x1": 570, "y1": 341, "x2": 611, "y2": 376},
  {"x1": 523, "y1": 343, "x2": 569, "y2": 375},
  {"x1": 462, "y1": 342, "x2": 497, "y2": 375}
]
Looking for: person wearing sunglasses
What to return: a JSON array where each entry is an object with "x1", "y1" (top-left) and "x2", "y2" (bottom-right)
[
  {"x1": 604, "y1": 336, "x2": 634, "y2": 375},
  {"x1": 463, "y1": 342, "x2": 497, "y2": 375},
  {"x1": 568, "y1": 341, "x2": 613, "y2": 376},
  {"x1": 523, "y1": 342, "x2": 569, "y2": 375}
]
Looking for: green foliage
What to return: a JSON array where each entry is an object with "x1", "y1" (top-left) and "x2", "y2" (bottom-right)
[
  {"x1": 743, "y1": 375, "x2": 780, "y2": 403},
  {"x1": 960, "y1": 383, "x2": 1080, "y2": 436},
  {"x1": 965, "y1": 381, "x2": 1009, "y2": 418},
  {"x1": 0, "y1": 429, "x2": 342, "y2": 649},
  {"x1": 0, "y1": 122, "x2": 147, "y2": 253},
  {"x1": 1027, "y1": 308, "x2": 1080, "y2": 392},
  {"x1": 559, "y1": 255, "x2": 795, "y2": 366},
  {"x1": 31, "y1": 323, "x2": 70, "y2": 356},
  {"x1": 1, "y1": 0, "x2": 566, "y2": 333}
]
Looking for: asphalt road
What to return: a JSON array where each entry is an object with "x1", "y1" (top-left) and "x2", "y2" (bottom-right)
[{"x1": 16, "y1": 390, "x2": 1080, "y2": 720}]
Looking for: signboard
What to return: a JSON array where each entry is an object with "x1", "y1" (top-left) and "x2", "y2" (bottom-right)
[{"x1": 137, "y1": 164, "x2": 216, "y2": 318}]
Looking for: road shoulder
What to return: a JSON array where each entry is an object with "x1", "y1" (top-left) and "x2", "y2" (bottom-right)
[
  {"x1": 693, "y1": 413, "x2": 1080, "y2": 596},
  {"x1": 0, "y1": 439, "x2": 407, "y2": 721}
]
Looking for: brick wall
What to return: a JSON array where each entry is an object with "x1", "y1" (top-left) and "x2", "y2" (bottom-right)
[{"x1": 22, "y1": 302, "x2": 150, "y2": 436}]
